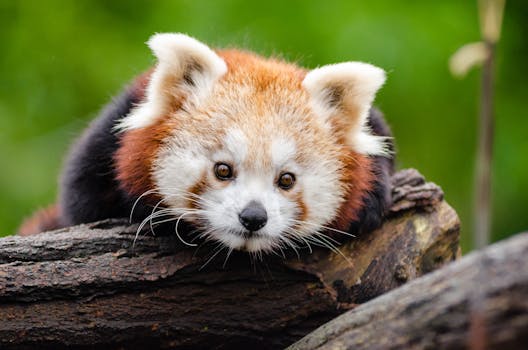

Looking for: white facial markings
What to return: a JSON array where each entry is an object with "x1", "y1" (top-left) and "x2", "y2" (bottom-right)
[
  {"x1": 153, "y1": 138, "x2": 208, "y2": 209},
  {"x1": 222, "y1": 128, "x2": 248, "y2": 165},
  {"x1": 151, "y1": 119, "x2": 347, "y2": 254},
  {"x1": 298, "y1": 160, "x2": 343, "y2": 231},
  {"x1": 200, "y1": 132, "x2": 300, "y2": 253},
  {"x1": 151, "y1": 119, "x2": 347, "y2": 253},
  {"x1": 271, "y1": 137, "x2": 297, "y2": 170},
  {"x1": 202, "y1": 172, "x2": 281, "y2": 232}
]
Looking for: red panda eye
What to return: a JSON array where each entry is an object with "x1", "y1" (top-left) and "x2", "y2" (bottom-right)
[
  {"x1": 278, "y1": 172, "x2": 295, "y2": 190},
  {"x1": 214, "y1": 163, "x2": 233, "y2": 180}
]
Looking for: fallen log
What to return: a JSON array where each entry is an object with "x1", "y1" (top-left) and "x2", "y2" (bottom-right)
[
  {"x1": 0, "y1": 169, "x2": 459, "y2": 349},
  {"x1": 288, "y1": 232, "x2": 528, "y2": 350}
]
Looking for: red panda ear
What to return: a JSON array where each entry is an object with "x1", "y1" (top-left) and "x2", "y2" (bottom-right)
[
  {"x1": 117, "y1": 33, "x2": 227, "y2": 131},
  {"x1": 302, "y1": 62, "x2": 389, "y2": 156}
]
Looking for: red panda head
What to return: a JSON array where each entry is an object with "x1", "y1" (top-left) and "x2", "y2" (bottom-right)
[{"x1": 115, "y1": 33, "x2": 388, "y2": 253}]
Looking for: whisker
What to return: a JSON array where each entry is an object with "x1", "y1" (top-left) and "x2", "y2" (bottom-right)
[
  {"x1": 284, "y1": 229, "x2": 313, "y2": 254},
  {"x1": 305, "y1": 236, "x2": 336, "y2": 252},
  {"x1": 306, "y1": 235, "x2": 353, "y2": 265},
  {"x1": 133, "y1": 206, "x2": 201, "y2": 246},
  {"x1": 289, "y1": 218, "x2": 355, "y2": 238},
  {"x1": 130, "y1": 188, "x2": 159, "y2": 223},
  {"x1": 195, "y1": 227, "x2": 217, "y2": 241},
  {"x1": 222, "y1": 248, "x2": 234, "y2": 268},
  {"x1": 174, "y1": 211, "x2": 198, "y2": 247},
  {"x1": 148, "y1": 208, "x2": 204, "y2": 228},
  {"x1": 149, "y1": 217, "x2": 178, "y2": 226},
  {"x1": 313, "y1": 231, "x2": 341, "y2": 246},
  {"x1": 134, "y1": 211, "x2": 168, "y2": 246},
  {"x1": 278, "y1": 236, "x2": 300, "y2": 259},
  {"x1": 148, "y1": 198, "x2": 169, "y2": 236},
  {"x1": 270, "y1": 248, "x2": 285, "y2": 259},
  {"x1": 199, "y1": 244, "x2": 226, "y2": 270},
  {"x1": 158, "y1": 187, "x2": 216, "y2": 206},
  {"x1": 317, "y1": 225, "x2": 356, "y2": 238}
]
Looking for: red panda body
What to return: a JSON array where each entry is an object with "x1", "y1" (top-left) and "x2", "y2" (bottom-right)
[{"x1": 19, "y1": 34, "x2": 394, "y2": 254}]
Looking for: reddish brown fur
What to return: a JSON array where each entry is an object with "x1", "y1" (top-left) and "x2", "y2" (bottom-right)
[
  {"x1": 114, "y1": 121, "x2": 170, "y2": 203},
  {"x1": 293, "y1": 192, "x2": 309, "y2": 224},
  {"x1": 333, "y1": 151, "x2": 375, "y2": 233},
  {"x1": 188, "y1": 173, "x2": 208, "y2": 209},
  {"x1": 114, "y1": 71, "x2": 170, "y2": 205},
  {"x1": 18, "y1": 204, "x2": 61, "y2": 236},
  {"x1": 219, "y1": 49, "x2": 306, "y2": 85}
]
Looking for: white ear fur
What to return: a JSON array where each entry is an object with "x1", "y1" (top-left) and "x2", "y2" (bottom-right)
[
  {"x1": 302, "y1": 62, "x2": 389, "y2": 156},
  {"x1": 117, "y1": 33, "x2": 227, "y2": 131}
]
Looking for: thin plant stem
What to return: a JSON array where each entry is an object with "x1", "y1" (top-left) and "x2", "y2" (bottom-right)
[{"x1": 474, "y1": 40, "x2": 495, "y2": 249}]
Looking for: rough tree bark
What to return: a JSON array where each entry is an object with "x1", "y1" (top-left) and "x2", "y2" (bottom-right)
[
  {"x1": 0, "y1": 169, "x2": 458, "y2": 349},
  {"x1": 288, "y1": 232, "x2": 528, "y2": 350}
]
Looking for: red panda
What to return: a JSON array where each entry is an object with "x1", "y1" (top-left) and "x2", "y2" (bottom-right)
[{"x1": 19, "y1": 33, "x2": 394, "y2": 253}]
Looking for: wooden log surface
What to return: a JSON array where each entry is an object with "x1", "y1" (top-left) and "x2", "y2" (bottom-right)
[
  {"x1": 0, "y1": 169, "x2": 459, "y2": 349},
  {"x1": 288, "y1": 232, "x2": 528, "y2": 350}
]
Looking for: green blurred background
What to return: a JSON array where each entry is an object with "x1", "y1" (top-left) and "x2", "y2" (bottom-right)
[{"x1": 1, "y1": 0, "x2": 526, "y2": 251}]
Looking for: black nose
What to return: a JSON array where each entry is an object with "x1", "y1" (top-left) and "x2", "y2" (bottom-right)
[{"x1": 238, "y1": 201, "x2": 268, "y2": 232}]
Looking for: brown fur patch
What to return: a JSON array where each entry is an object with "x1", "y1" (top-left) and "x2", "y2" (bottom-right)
[
  {"x1": 294, "y1": 192, "x2": 309, "y2": 224},
  {"x1": 18, "y1": 204, "x2": 62, "y2": 236},
  {"x1": 332, "y1": 151, "x2": 375, "y2": 233},
  {"x1": 114, "y1": 121, "x2": 172, "y2": 204},
  {"x1": 114, "y1": 73, "x2": 168, "y2": 204},
  {"x1": 188, "y1": 172, "x2": 208, "y2": 209}
]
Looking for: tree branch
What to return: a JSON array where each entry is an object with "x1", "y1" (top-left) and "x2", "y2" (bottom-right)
[
  {"x1": 288, "y1": 232, "x2": 528, "y2": 350},
  {"x1": 0, "y1": 169, "x2": 459, "y2": 349}
]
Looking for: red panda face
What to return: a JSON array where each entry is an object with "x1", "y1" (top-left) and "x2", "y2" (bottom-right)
[
  {"x1": 116, "y1": 34, "x2": 388, "y2": 253},
  {"x1": 152, "y1": 114, "x2": 345, "y2": 253}
]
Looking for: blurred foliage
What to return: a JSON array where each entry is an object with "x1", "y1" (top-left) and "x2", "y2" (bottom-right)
[{"x1": 0, "y1": 0, "x2": 526, "y2": 251}]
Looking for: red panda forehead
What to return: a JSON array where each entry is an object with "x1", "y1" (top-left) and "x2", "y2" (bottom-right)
[
  {"x1": 201, "y1": 51, "x2": 321, "y2": 136},
  {"x1": 217, "y1": 50, "x2": 307, "y2": 97}
]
